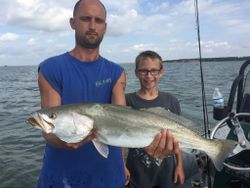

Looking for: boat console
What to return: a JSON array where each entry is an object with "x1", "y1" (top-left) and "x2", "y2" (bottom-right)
[{"x1": 212, "y1": 59, "x2": 250, "y2": 187}]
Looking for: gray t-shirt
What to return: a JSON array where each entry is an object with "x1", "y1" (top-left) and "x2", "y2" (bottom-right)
[
  {"x1": 126, "y1": 91, "x2": 181, "y2": 114},
  {"x1": 125, "y1": 91, "x2": 181, "y2": 188}
]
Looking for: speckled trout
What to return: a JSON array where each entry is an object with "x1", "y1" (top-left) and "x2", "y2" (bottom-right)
[{"x1": 26, "y1": 103, "x2": 236, "y2": 171}]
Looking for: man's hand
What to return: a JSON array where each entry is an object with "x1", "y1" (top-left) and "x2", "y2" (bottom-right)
[
  {"x1": 144, "y1": 129, "x2": 179, "y2": 159},
  {"x1": 43, "y1": 129, "x2": 97, "y2": 149},
  {"x1": 66, "y1": 130, "x2": 97, "y2": 149}
]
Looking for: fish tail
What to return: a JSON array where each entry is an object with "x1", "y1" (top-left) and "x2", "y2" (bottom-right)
[{"x1": 207, "y1": 139, "x2": 236, "y2": 171}]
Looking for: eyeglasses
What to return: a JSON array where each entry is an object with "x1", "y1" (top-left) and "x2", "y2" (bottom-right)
[{"x1": 136, "y1": 68, "x2": 161, "y2": 76}]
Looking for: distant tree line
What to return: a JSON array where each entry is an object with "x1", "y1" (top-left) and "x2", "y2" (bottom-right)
[{"x1": 164, "y1": 56, "x2": 250, "y2": 63}]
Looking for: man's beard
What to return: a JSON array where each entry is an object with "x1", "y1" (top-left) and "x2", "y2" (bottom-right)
[{"x1": 76, "y1": 32, "x2": 103, "y2": 49}]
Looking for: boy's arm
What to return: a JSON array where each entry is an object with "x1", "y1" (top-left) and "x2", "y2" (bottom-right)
[{"x1": 174, "y1": 151, "x2": 185, "y2": 184}]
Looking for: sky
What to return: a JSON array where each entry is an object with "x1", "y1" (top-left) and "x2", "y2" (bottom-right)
[{"x1": 0, "y1": 0, "x2": 250, "y2": 66}]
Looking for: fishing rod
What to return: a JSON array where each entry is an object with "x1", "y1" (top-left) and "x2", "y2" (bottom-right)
[
  {"x1": 194, "y1": 0, "x2": 212, "y2": 187},
  {"x1": 194, "y1": 0, "x2": 210, "y2": 139}
]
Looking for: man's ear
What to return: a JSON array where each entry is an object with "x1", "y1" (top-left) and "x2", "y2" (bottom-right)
[{"x1": 70, "y1": 17, "x2": 76, "y2": 30}]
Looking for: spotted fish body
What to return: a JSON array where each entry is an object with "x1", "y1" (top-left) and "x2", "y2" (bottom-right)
[{"x1": 27, "y1": 103, "x2": 236, "y2": 171}]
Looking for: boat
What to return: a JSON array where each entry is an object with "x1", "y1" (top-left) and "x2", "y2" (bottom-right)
[
  {"x1": 178, "y1": 59, "x2": 250, "y2": 188},
  {"x1": 210, "y1": 59, "x2": 250, "y2": 187},
  {"x1": 188, "y1": 1, "x2": 250, "y2": 186}
]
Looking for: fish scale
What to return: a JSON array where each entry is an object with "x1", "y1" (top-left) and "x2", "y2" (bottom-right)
[{"x1": 27, "y1": 103, "x2": 237, "y2": 171}]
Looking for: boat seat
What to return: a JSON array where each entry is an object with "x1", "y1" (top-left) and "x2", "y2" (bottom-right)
[
  {"x1": 239, "y1": 93, "x2": 250, "y2": 113},
  {"x1": 240, "y1": 70, "x2": 250, "y2": 113}
]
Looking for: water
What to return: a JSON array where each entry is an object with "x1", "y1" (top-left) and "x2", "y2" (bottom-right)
[{"x1": 0, "y1": 60, "x2": 244, "y2": 187}]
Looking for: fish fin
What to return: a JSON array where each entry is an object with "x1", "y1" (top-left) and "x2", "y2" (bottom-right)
[
  {"x1": 207, "y1": 139, "x2": 237, "y2": 171},
  {"x1": 86, "y1": 104, "x2": 104, "y2": 116},
  {"x1": 141, "y1": 106, "x2": 166, "y2": 115},
  {"x1": 92, "y1": 140, "x2": 109, "y2": 158}
]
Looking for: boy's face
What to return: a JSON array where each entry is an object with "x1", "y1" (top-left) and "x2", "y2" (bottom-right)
[{"x1": 135, "y1": 57, "x2": 164, "y2": 90}]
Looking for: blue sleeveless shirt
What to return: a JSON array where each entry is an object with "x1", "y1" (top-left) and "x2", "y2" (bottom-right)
[{"x1": 38, "y1": 52, "x2": 125, "y2": 188}]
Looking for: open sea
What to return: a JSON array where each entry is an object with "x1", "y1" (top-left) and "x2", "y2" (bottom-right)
[{"x1": 0, "y1": 60, "x2": 245, "y2": 187}]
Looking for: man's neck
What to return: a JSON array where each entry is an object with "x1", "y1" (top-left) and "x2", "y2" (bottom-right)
[{"x1": 69, "y1": 46, "x2": 100, "y2": 62}]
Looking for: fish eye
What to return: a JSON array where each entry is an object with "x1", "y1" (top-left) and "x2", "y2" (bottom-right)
[{"x1": 49, "y1": 113, "x2": 57, "y2": 119}]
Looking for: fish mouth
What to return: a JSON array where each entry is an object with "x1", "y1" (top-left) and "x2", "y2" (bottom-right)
[
  {"x1": 26, "y1": 112, "x2": 55, "y2": 132},
  {"x1": 26, "y1": 112, "x2": 43, "y2": 130}
]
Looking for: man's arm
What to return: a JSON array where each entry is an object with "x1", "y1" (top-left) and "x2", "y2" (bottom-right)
[
  {"x1": 111, "y1": 70, "x2": 130, "y2": 183},
  {"x1": 38, "y1": 72, "x2": 95, "y2": 149},
  {"x1": 38, "y1": 72, "x2": 61, "y2": 108},
  {"x1": 111, "y1": 70, "x2": 126, "y2": 105}
]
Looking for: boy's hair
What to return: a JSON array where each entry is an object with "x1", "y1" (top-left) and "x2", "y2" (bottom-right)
[
  {"x1": 135, "y1": 50, "x2": 163, "y2": 70},
  {"x1": 73, "y1": 0, "x2": 107, "y2": 17}
]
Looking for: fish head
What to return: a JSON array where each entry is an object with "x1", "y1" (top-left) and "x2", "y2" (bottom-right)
[
  {"x1": 26, "y1": 110, "x2": 59, "y2": 133},
  {"x1": 26, "y1": 108, "x2": 94, "y2": 142}
]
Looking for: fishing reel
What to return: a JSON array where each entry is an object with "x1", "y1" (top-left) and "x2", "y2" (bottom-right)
[{"x1": 210, "y1": 112, "x2": 250, "y2": 172}]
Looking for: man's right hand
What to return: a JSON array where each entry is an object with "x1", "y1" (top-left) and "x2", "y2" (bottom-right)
[
  {"x1": 42, "y1": 130, "x2": 97, "y2": 149},
  {"x1": 65, "y1": 130, "x2": 97, "y2": 149}
]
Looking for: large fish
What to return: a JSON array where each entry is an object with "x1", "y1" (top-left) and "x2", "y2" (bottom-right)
[{"x1": 26, "y1": 103, "x2": 236, "y2": 171}]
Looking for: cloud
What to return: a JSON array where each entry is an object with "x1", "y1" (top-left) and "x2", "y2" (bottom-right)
[
  {"x1": 122, "y1": 43, "x2": 158, "y2": 53},
  {"x1": 201, "y1": 40, "x2": 231, "y2": 48},
  {"x1": 0, "y1": 0, "x2": 250, "y2": 66},
  {"x1": 0, "y1": 32, "x2": 19, "y2": 41},
  {"x1": 107, "y1": 9, "x2": 171, "y2": 37},
  {"x1": 198, "y1": 0, "x2": 250, "y2": 32},
  {"x1": 0, "y1": 0, "x2": 202, "y2": 39},
  {"x1": 4, "y1": 0, "x2": 73, "y2": 33},
  {"x1": 150, "y1": 2, "x2": 170, "y2": 13},
  {"x1": 107, "y1": 9, "x2": 141, "y2": 36},
  {"x1": 27, "y1": 38, "x2": 37, "y2": 46},
  {"x1": 102, "y1": 0, "x2": 139, "y2": 14},
  {"x1": 0, "y1": 43, "x2": 24, "y2": 57}
]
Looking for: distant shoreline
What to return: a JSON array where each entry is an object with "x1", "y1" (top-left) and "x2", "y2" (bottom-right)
[
  {"x1": 1, "y1": 56, "x2": 250, "y2": 67},
  {"x1": 164, "y1": 56, "x2": 250, "y2": 63}
]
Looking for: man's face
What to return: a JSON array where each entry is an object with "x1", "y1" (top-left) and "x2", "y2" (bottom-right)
[{"x1": 71, "y1": 0, "x2": 107, "y2": 49}]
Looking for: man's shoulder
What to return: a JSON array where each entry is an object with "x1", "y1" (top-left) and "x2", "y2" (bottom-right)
[
  {"x1": 38, "y1": 52, "x2": 68, "y2": 73},
  {"x1": 45, "y1": 52, "x2": 68, "y2": 62},
  {"x1": 100, "y1": 56, "x2": 123, "y2": 70},
  {"x1": 40, "y1": 52, "x2": 68, "y2": 66}
]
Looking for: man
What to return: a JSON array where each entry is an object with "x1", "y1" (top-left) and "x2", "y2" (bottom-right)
[
  {"x1": 37, "y1": 1, "x2": 179, "y2": 187},
  {"x1": 126, "y1": 51, "x2": 185, "y2": 188}
]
